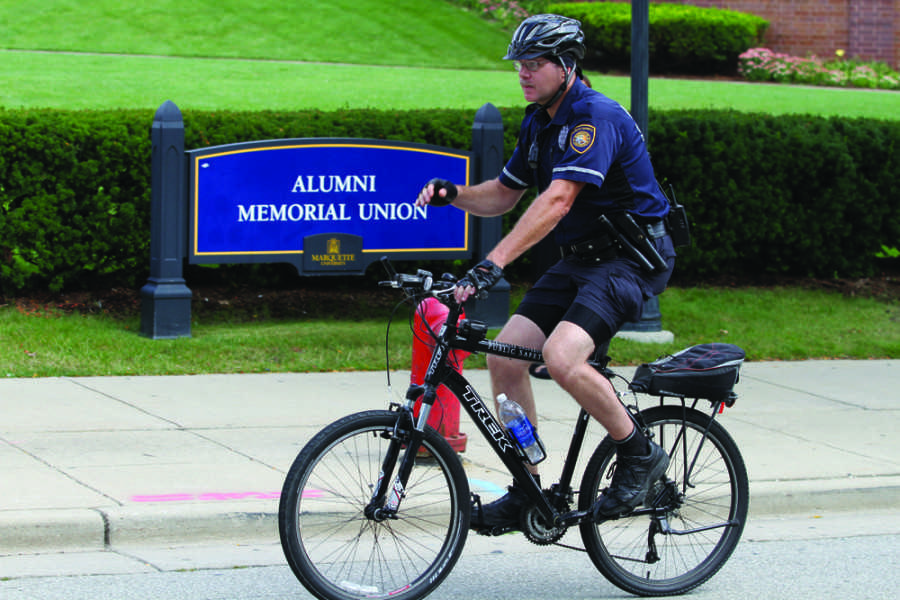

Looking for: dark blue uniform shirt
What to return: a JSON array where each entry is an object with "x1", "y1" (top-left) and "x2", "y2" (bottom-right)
[{"x1": 499, "y1": 78, "x2": 669, "y2": 245}]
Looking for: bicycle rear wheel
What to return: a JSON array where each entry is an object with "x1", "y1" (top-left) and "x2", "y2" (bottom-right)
[
  {"x1": 579, "y1": 405, "x2": 748, "y2": 596},
  {"x1": 279, "y1": 410, "x2": 469, "y2": 600}
]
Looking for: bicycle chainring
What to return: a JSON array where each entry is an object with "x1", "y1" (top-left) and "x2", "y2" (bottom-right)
[{"x1": 520, "y1": 504, "x2": 567, "y2": 545}]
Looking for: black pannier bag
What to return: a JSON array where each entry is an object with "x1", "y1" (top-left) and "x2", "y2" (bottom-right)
[{"x1": 629, "y1": 343, "x2": 746, "y2": 402}]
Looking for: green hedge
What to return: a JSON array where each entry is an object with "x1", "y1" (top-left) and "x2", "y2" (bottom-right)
[
  {"x1": 650, "y1": 111, "x2": 900, "y2": 280},
  {"x1": 0, "y1": 109, "x2": 151, "y2": 292},
  {"x1": 0, "y1": 106, "x2": 897, "y2": 293},
  {"x1": 0, "y1": 107, "x2": 497, "y2": 293},
  {"x1": 548, "y1": 1, "x2": 769, "y2": 74}
]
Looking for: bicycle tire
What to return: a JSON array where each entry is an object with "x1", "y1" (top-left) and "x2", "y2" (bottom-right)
[
  {"x1": 279, "y1": 410, "x2": 470, "y2": 600},
  {"x1": 578, "y1": 405, "x2": 748, "y2": 596}
]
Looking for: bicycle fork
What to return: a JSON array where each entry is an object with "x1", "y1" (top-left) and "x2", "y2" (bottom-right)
[{"x1": 364, "y1": 400, "x2": 424, "y2": 521}]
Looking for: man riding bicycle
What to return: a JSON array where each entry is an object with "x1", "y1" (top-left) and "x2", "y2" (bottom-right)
[{"x1": 416, "y1": 14, "x2": 676, "y2": 529}]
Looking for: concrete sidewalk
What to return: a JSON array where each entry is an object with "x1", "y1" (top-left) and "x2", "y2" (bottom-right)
[{"x1": 1, "y1": 360, "x2": 898, "y2": 554}]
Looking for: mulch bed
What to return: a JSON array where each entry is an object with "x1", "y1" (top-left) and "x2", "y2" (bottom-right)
[{"x1": 6, "y1": 264, "x2": 898, "y2": 321}]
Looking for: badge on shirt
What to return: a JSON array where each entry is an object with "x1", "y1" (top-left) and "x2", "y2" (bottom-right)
[
  {"x1": 569, "y1": 124, "x2": 596, "y2": 154},
  {"x1": 558, "y1": 125, "x2": 569, "y2": 151}
]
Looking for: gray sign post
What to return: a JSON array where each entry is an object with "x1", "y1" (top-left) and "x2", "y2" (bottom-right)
[
  {"x1": 140, "y1": 101, "x2": 192, "y2": 339},
  {"x1": 468, "y1": 103, "x2": 510, "y2": 327}
]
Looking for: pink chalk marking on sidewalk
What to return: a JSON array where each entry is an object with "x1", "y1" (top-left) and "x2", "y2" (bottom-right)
[
  {"x1": 130, "y1": 494, "x2": 195, "y2": 503},
  {"x1": 130, "y1": 491, "x2": 280, "y2": 503},
  {"x1": 197, "y1": 491, "x2": 281, "y2": 501},
  {"x1": 129, "y1": 489, "x2": 325, "y2": 502}
]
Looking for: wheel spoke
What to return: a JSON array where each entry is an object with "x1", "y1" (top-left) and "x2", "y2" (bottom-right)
[
  {"x1": 279, "y1": 411, "x2": 469, "y2": 600},
  {"x1": 579, "y1": 406, "x2": 748, "y2": 596}
]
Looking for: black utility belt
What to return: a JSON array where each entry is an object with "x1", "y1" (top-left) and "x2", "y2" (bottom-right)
[{"x1": 559, "y1": 217, "x2": 668, "y2": 271}]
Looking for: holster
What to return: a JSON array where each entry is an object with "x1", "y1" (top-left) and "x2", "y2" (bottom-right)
[{"x1": 599, "y1": 213, "x2": 669, "y2": 273}]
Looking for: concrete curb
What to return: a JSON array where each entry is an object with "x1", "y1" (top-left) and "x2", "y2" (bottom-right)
[
  {"x1": 0, "y1": 509, "x2": 106, "y2": 552},
  {"x1": 4, "y1": 482, "x2": 898, "y2": 554},
  {"x1": 104, "y1": 501, "x2": 280, "y2": 547},
  {"x1": 748, "y1": 476, "x2": 900, "y2": 515}
]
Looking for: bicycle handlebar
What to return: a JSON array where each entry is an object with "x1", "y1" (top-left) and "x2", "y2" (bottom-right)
[
  {"x1": 378, "y1": 259, "x2": 487, "y2": 304},
  {"x1": 379, "y1": 269, "x2": 456, "y2": 298}
]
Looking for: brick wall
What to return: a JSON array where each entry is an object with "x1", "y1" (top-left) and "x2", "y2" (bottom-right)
[{"x1": 644, "y1": 0, "x2": 900, "y2": 68}]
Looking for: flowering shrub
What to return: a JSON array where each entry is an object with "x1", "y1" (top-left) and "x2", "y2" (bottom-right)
[
  {"x1": 454, "y1": 0, "x2": 534, "y2": 28},
  {"x1": 739, "y1": 48, "x2": 900, "y2": 90},
  {"x1": 453, "y1": 0, "x2": 543, "y2": 29},
  {"x1": 478, "y1": 0, "x2": 529, "y2": 25},
  {"x1": 554, "y1": 2, "x2": 768, "y2": 74}
]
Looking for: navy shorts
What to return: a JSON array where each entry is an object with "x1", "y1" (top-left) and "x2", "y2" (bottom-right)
[{"x1": 516, "y1": 236, "x2": 675, "y2": 348}]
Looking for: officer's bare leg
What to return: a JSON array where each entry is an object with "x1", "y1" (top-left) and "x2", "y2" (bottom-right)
[
  {"x1": 542, "y1": 320, "x2": 633, "y2": 438},
  {"x1": 543, "y1": 320, "x2": 669, "y2": 518},
  {"x1": 486, "y1": 315, "x2": 545, "y2": 423},
  {"x1": 469, "y1": 315, "x2": 548, "y2": 529},
  {"x1": 486, "y1": 314, "x2": 545, "y2": 475}
]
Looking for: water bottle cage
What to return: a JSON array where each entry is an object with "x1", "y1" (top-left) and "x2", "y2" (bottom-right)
[{"x1": 507, "y1": 423, "x2": 547, "y2": 465}]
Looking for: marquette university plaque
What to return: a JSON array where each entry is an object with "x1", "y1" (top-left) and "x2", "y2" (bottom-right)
[
  {"x1": 188, "y1": 139, "x2": 472, "y2": 275},
  {"x1": 302, "y1": 233, "x2": 363, "y2": 272}
]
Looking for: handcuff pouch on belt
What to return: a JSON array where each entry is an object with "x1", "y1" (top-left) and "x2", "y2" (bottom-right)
[{"x1": 559, "y1": 233, "x2": 618, "y2": 264}]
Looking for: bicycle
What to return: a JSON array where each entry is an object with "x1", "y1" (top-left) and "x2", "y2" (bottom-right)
[{"x1": 278, "y1": 262, "x2": 749, "y2": 600}]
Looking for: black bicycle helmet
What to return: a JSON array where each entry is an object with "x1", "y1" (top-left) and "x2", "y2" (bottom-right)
[{"x1": 503, "y1": 14, "x2": 585, "y2": 62}]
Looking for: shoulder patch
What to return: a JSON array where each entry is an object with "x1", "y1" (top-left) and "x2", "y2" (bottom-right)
[{"x1": 569, "y1": 124, "x2": 596, "y2": 154}]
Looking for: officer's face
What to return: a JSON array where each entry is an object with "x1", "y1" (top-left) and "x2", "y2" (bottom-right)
[{"x1": 516, "y1": 58, "x2": 565, "y2": 105}]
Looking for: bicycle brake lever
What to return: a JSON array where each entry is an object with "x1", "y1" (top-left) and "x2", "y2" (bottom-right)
[{"x1": 380, "y1": 256, "x2": 397, "y2": 278}]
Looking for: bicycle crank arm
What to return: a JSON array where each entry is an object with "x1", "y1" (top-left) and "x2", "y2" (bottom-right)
[{"x1": 555, "y1": 509, "x2": 592, "y2": 527}]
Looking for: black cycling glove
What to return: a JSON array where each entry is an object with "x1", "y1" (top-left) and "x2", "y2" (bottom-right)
[
  {"x1": 459, "y1": 259, "x2": 503, "y2": 292},
  {"x1": 426, "y1": 178, "x2": 458, "y2": 206}
]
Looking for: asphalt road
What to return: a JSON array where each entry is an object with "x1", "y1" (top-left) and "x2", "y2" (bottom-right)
[{"x1": 3, "y1": 510, "x2": 898, "y2": 600}]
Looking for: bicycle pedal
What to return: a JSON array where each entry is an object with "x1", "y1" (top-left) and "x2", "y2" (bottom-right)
[{"x1": 473, "y1": 525, "x2": 516, "y2": 536}]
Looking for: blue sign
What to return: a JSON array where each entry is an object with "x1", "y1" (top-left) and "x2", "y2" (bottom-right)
[{"x1": 187, "y1": 139, "x2": 472, "y2": 273}]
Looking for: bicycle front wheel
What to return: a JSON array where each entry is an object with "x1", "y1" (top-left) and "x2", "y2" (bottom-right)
[
  {"x1": 579, "y1": 405, "x2": 748, "y2": 596},
  {"x1": 279, "y1": 410, "x2": 470, "y2": 600}
]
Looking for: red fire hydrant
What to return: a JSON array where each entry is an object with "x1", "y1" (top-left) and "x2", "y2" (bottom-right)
[{"x1": 410, "y1": 297, "x2": 469, "y2": 452}]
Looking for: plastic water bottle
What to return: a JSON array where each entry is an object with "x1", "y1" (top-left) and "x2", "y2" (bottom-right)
[{"x1": 497, "y1": 394, "x2": 546, "y2": 465}]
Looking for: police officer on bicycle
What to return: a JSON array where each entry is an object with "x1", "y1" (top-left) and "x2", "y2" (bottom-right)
[{"x1": 416, "y1": 14, "x2": 676, "y2": 530}]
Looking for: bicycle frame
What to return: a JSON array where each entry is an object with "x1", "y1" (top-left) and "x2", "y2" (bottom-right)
[
  {"x1": 369, "y1": 292, "x2": 730, "y2": 530},
  {"x1": 381, "y1": 299, "x2": 593, "y2": 527}
]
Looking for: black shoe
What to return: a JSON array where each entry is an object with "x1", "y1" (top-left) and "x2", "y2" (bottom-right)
[
  {"x1": 471, "y1": 484, "x2": 530, "y2": 531},
  {"x1": 593, "y1": 441, "x2": 669, "y2": 520},
  {"x1": 528, "y1": 363, "x2": 552, "y2": 380}
]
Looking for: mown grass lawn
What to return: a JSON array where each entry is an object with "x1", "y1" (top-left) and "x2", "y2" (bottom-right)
[{"x1": 1, "y1": 0, "x2": 897, "y2": 377}]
